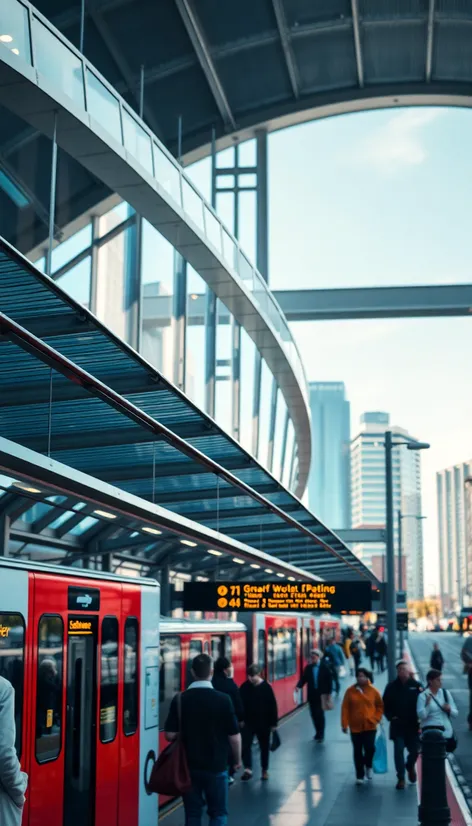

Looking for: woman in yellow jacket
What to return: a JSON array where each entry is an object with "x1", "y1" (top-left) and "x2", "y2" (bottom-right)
[{"x1": 341, "y1": 667, "x2": 384, "y2": 784}]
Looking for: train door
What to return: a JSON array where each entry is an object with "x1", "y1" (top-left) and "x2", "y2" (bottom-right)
[
  {"x1": 64, "y1": 617, "x2": 98, "y2": 826},
  {"x1": 211, "y1": 635, "x2": 223, "y2": 661}
]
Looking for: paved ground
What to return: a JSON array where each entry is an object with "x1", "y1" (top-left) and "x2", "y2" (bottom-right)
[
  {"x1": 161, "y1": 671, "x2": 418, "y2": 826},
  {"x1": 409, "y1": 632, "x2": 472, "y2": 788}
]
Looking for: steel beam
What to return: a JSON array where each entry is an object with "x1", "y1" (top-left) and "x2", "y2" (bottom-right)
[
  {"x1": 174, "y1": 0, "x2": 236, "y2": 129},
  {"x1": 271, "y1": 0, "x2": 300, "y2": 98},
  {"x1": 426, "y1": 0, "x2": 435, "y2": 82},
  {"x1": 351, "y1": 0, "x2": 364, "y2": 88},
  {"x1": 273, "y1": 284, "x2": 472, "y2": 321}
]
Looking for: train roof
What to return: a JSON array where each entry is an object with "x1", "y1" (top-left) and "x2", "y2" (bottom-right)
[
  {"x1": 160, "y1": 617, "x2": 246, "y2": 634},
  {"x1": 0, "y1": 557, "x2": 158, "y2": 588}
]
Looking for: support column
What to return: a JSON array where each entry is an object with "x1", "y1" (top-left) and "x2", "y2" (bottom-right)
[
  {"x1": 160, "y1": 564, "x2": 172, "y2": 616},
  {"x1": 0, "y1": 514, "x2": 10, "y2": 557},
  {"x1": 231, "y1": 318, "x2": 241, "y2": 441},
  {"x1": 173, "y1": 251, "x2": 187, "y2": 390},
  {"x1": 205, "y1": 289, "x2": 217, "y2": 417},
  {"x1": 256, "y1": 130, "x2": 269, "y2": 282},
  {"x1": 267, "y1": 378, "x2": 278, "y2": 472}
]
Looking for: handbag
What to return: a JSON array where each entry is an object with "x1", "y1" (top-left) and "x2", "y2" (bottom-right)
[
  {"x1": 321, "y1": 694, "x2": 334, "y2": 711},
  {"x1": 148, "y1": 694, "x2": 192, "y2": 796},
  {"x1": 270, "y1": 729, "x2": 281, "y2": 752},
  {"x1": 428, "y1": 689, "x2": 458, "y2": 754},
  {"x1": 373, "y1": 725, "x2": 388, "y2": 774}
]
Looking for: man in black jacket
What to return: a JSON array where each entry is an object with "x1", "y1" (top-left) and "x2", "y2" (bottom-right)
[
  {"x1": 383, "y1": 660, "x2": 422, "y2": 790},
  {"x1": 240, "y1": 664, "x2": 278, "y2": 781},
  {"x1": 212, "y1": 658, "x2": 244, "y2": 783},
  {"x1": 297, "y1": 649, "x2": 333, "y2": 743}
]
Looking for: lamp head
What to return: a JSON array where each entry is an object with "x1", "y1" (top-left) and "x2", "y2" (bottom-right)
[{"x1": 407, "y1": 441, "x2": 430, "y2": 451}]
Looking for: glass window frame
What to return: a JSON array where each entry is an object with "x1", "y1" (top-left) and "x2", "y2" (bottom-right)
[
  {"x1": 159, "y1": 634, "x2": 181, "y2": 731},
  {"x1": 99, "y1": 615, "x2": 119, "y2": 745},
  {"x1": 35, "y1": 613, "x2": 64, "y2": 764},
  {"x1": 123, "y1": 616, "x2": 139, "y2": 737}
]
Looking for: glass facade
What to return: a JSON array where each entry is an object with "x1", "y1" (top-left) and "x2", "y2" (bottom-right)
[{"x1": 27, "y1": 200, "x2": 298, "y2": 488}]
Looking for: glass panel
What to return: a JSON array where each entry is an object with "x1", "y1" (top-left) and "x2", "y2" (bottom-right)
[
  {"x1": 51, "y1": 225, "x2": 92, "y2": 273},
  {"x1": 258, "y1": 358, "x2": 273, "y2": 469},
  {"x1": 215, "y1": 299, "x2": 232, "y2": 433},
  {"x1": 204, "y1": 206, "x2": 222, "y2": 253},
  {"x1": 224, "y1": 635, "x2": 232, "y2": 660},
  {"x1": 238, "y1": 191, "x2": 256, "y2": 262},
  {"x1": 272, "y1": 388, "x2": 287, "y2": 482},
  {"x1": 185, "y1": 156, "x2": 211, "y2": 202},
  {"x1": 186, "y1": 639, "x2": 203, "y2": 687},
  {"x1": 69, "y1": 515, "x2": 98, "y2": 535},
  {"x1": 100, "y1": 616, "x2": 118, "y2": 743},
  {"x1": 239, "y1": 328, "x2": 255, "y2": 452},
  {"x1": 140, "y1": 221, "x2": 174, "y2": 380},
  {"x1": 238, "y1": 139, "x2": 256, "y2": 166},
  {"x1": 153, "y1": 143, "x2": 181, "y2": 205},
  {"x1": 122, "y1": 109, "x2": 153, "y2": 174},
  {"x1": 95, "y1": 223, "x2": 133, "y2": 342},
  {"x1": 19, "y1": 502, "x2": 53, "y2": 525},
  {"x1": 86, "y1": 69, "x2": 122, "y2": 142},
  {"x1": 159, "y1": 635, "x2": 181, "y2": 729},
  {"x1": 283, "y1": 418, "x2": 295, "y2": 489},
  {"x1": 222, "y1": 230, "x2": 237, "y2": 272},
  {"x1": 98, "y1": 202, "x2": 130, "y2": 237},
  {"x1": 56, "y1": 256, "x2": 91, "y2": 308},
  {"x1": 238, "y1": 253, "x2": 254, "y2": 289},
  {"x1": 0, "y1": 0, "x2": 31, "y2": 65},
  {"x1": 36, "y1": 614, "x2": 63, "y2": 763},
  {"x1": 123, "y1": 617, "x2": 138, "y2": 736},
  {"x1": 33, "y1": 18, "x2": 85, "y2": 108},
  {"x1": 185, "y1": 267, "x2": 206, "y2": 409},
  {"x1": 182, "y1": 179, "x2": 204, "y2": 231},
  {"x1": 0, "y1": 613, "x2": 25, "y2": 756}
]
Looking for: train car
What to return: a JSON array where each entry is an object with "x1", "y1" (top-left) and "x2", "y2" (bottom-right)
[{"x1": 0, "y1": 558, "x2": 159, "y2": 826}]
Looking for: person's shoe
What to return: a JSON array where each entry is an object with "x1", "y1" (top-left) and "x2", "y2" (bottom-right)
[
  {"x1": 396, "y1": 780, "x2": 406, "y2": 790},
  {"x1": 314, "y1": 735, "x2": 324, "y2": 743},
  {"x1": 228, "y1": 776, "x2": 235, "y2": 786},
  {"x1": 366, "y1": 768, "x2": 373, "y2": 780},
  {"x1": 241, "y1": 770, "x2": 252, "y2": 781},
  {"x1": 408, "y1": 767, "x2": 417, "y2": 784},
  {"x1": 261, "y1": 771, "x2": 269, "y2": 781},
  {"x1": 356, "y1": 778, "x2": 365, "y2": 785}
]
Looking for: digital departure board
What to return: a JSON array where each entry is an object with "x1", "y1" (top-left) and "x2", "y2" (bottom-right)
[{"x1": 183, "y1": 581, "x2": 372, "y2": 614}]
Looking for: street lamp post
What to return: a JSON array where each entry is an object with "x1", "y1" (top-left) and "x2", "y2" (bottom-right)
[
  {"x1": 385, "y1": 432, "x2": 430, "y2": 682},
  {"x1": 397, "y1": 511, "x2": 426, "y2": 657}
]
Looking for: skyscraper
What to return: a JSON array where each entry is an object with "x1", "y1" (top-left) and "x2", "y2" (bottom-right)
[
  {"x1": 306, "y1": 382, "x2": 351, "y2": 529},
  {"x1": 351, "y1": 413, "x2": 424, "y2": 599},
  {"x1": 437, "y1": 460, "x2": 472, "y2": 611}
]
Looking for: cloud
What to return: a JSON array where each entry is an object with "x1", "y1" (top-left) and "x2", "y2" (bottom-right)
[{"x1": 353, "y1": 109, "x2": 441, "y2": 172}]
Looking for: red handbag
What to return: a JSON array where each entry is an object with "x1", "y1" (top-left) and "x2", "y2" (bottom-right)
[{"x1": 149, "y1": 694, "x2": 191, "y2": 796}]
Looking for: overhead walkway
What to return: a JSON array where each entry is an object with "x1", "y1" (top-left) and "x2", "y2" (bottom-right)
[
  {"x1": 0, "y1": 0, "x2": 311, "y2": 490},
  {"x1": 0, "y1": 238, "x2": 376, "y2": 583}
]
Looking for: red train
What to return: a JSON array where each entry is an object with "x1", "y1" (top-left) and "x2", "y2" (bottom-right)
[{"x1": 0, "y1": 559, "x2": 341, "y2": 825}]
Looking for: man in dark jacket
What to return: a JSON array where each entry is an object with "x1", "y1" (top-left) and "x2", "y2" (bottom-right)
[
  {"x1": 430, "y1": 643, "x2": 444, "y2": 672},
  {"x1": 240, "y1": 664, "x2": 278, "y2": 781},
  {"x1": 383, "y1": 660, "x2": 422, "y2": 790},
  {"x1": 212, "y1": 657, "x2": 244, "y2": 783},
  {"x1": 297, "y1": 649, "x2": 333, "y2": 743}
]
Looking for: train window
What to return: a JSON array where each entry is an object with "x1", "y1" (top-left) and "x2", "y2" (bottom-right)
[
  {"x1": 186, "y1": 639, "x2": 203, "y2": 686},
  {"x1": 225, "y1": 635, "x2": 232, "y2": 661},
  {"x1": 267, "y1": 629, "x2": 275, "y2": 682},
  {"x1": 257, "y1": 630, "x2": 266, "y2": 674},
  {"x1": 36, "y1": 615, "x2": 64, "y2": 763},
  {"x1": 159, "y1": 635, "x2": 181, "y2": 727},
  {"x1": 286, "y1": 629, "x2": 297, "y2": 677},
  {"x1": 211, "y1": 637, "x2": 221, "y2": 661},
  {"x1": 123, "y1": 617, "x2": 139, "y2": 736},
  {"x1": 0, "y1": 613, "x2": 25, "y2": 758},
  {"x1": 100, "y1": 616, "x2": 118, "y2": 743}
]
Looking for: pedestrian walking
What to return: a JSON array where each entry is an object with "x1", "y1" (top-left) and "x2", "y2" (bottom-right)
[
  {"x1": 240, "y1": 664, "x2": 278, "y2": 782},
  {"x1": 350, "y1": 637, "x2": 362, "y2": 671},
  {"x1": 164, "y1": 653, "x2": 241, "y2": 826},
  {"x1": 297, "y1": 649, "x2": 333, "y2": 743},
  {"x1": 0, "y1": 676, "x2": 28, "y2": 826},
  {"x1": 341, "y1": 667, "x2": 384, "y2": 785},
  {"x1": 365, "y1": 632, "x2": 376, "y2": 672},
  {"x1": 325, "y1": 638, "x2": 345, "y2": 694},
  {"x1": 383, "y1": 660, "x2": 422, "y2": 790},
  {"x1": 374, "y1": 632, "x2": 387, "y2": 673},
  {"x1": 344, "y1": 630, "x2": 355, "y2": 675},
  {"x1": 212, "y1": 657, "x2": 244, "y2": 784},
  {"x1": 461, "y1": 635, "x2": 472, "y2": 730},
  {"x1": 430, "y1": 643, "x2": 444, "y2": 673},
  {"x1": 417, "y1": 669, "x2": 458, "y2": 746}
]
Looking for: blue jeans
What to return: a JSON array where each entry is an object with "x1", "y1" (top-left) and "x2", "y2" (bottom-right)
[
  {"x1": 393, "y1": 734, "x2": 419, "y2": 780},
  {"x1": 183, "y1": 770, "x2": 228, "y2": 826}
]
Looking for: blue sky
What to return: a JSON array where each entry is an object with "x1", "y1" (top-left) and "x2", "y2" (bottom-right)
[{"x1": 189, "y1": 106, "x2": 472, "y2": 596}]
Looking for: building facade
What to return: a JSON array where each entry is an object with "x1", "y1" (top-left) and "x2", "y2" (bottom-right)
[
  {"x1": 351, "y1": 412, "x2": 424, "y2": 599},
  {"x1": 306, "y1": 382, "x2": 351, "y2": 529},
  {"x1": 437, "y1": 460, "x2": 472, "y2": 611}
]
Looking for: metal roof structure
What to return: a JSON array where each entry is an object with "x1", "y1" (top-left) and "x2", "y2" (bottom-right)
[
  {"x1": 29, "y1": 0, "x2": 472, "y2": 164},
  {"x1": 0, "y1": 237, "x2": 376, "y2": 582}
]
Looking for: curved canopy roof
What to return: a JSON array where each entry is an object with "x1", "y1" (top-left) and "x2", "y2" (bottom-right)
[{"x1": 31, "y1": 0, "x2": 472, "y2": 162}]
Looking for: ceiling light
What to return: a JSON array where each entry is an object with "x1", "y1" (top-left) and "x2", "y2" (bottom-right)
[
  {"x1": 93, "y1": 509, "x2": 116, "y2": 519},
  {"x1": 265, "y1": 568, "x2": 273, "y2": 574},
  {"x1": 180, "y1": 539, "x2": 197, "y2": 547},
  {"x1": 11, "y1": 48, "x2": 19, "y2": 55},
  {"x1": 190, "y1": 293, "x2": 199, "y2": 300},
  {"x1": 208, "y1": 549, "x2": 223, "y2": 556},
  {"x1": 232, "y1": 557, "x2": 245, "y2": 564},
  {"x1": 142, "y1": 526, "x2": 162, "y2": 535},
  {"x1": 276, "y1": 572, "x2": 284, "y2": 578},
  {"x1": 250, "y1": 564, "x2": 260, "y2": 569},
  {"x1": 288, "y1": 576, "x2": 295, "y2": 581},
  {"x1": 13, "y1": 482, "x2": 41, "y2": 494},
  {"x1": 0, "y1": 35, "x2": 13, "y2": 43}
]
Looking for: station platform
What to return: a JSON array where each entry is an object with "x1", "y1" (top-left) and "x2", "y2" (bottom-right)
[{"x1": 160, "y1": 671, "x2": 418, "y2": 826}]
